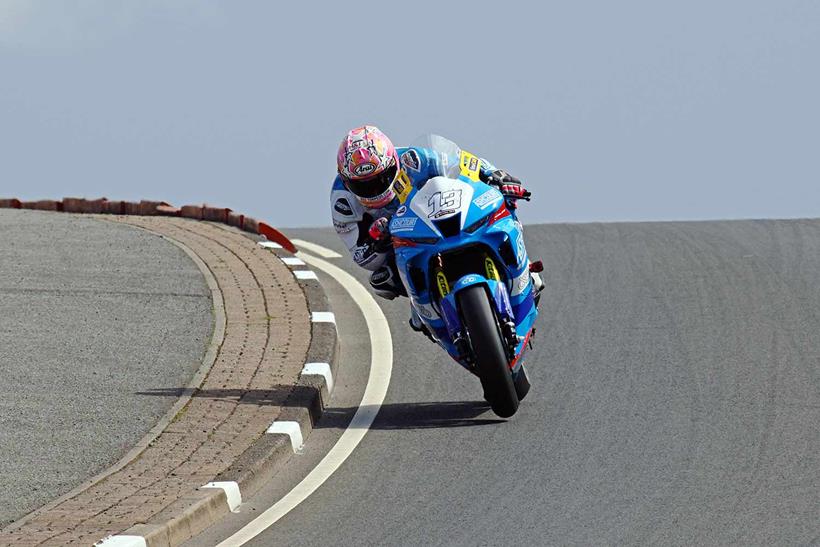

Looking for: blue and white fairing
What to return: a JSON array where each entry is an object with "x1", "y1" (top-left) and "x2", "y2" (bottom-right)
[{"x1": 390, "y1": 136, "x2": 538, "y2": 372}]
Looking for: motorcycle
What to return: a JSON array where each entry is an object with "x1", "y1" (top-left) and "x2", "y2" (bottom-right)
[{"x1": 389, "y1": 136, "x2": 540, "y2": 418}]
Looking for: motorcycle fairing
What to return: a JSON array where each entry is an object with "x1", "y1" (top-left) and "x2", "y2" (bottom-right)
[{"x1": 391, "y1": 138, "x2": 538, "y2": 370}]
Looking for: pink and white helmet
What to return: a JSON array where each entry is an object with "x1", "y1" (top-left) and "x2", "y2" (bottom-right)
[{"x1": 337, "y1": 125, "x2": 399, "y2": 208}]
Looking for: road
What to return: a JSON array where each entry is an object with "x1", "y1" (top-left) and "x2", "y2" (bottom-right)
[
  {"x1": 204, "y1": 219, "x2": 818, "y2": 545},
  {"x1": 0, "y1": 210, "x2": 213, "y2": 526}
]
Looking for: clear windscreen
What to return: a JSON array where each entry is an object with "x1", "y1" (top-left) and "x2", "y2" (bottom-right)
[{"x1": 409, "y1": 134, "x2": 463, "y2": 179}]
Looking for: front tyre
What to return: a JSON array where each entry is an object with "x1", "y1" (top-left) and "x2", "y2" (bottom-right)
[
  {"x1": 513, "y1": 365, "x2": 531, "y2": 401},
  {"x1": 458, "y1": 285, "x2": 519, "y2": 418}
]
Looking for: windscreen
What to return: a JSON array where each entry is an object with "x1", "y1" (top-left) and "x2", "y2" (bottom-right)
[{"x1": 409, "y1": 134, "x2": 463, "y2": 179}]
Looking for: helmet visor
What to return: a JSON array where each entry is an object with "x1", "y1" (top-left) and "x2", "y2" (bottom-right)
[{"x1": 343, "y1": 163, "x2": 398, "y2": 199}]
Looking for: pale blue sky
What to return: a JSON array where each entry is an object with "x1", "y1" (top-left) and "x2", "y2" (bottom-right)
[{"x1": 1, "y1": 1, "x2": 818, "y2": 227}]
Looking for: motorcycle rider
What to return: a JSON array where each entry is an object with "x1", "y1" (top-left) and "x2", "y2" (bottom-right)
[{"x1": 330, "y1": 125, "x2": 542, "y2": 336}]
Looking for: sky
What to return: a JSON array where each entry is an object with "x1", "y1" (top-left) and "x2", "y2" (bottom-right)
[{"x1": 1, "y1": 1, "x2": 819, "y2": 227}]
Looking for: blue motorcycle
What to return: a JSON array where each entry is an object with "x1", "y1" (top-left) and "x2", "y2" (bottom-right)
[{"x1": 389, "y1": 136, "x2": 540, "y2": 417}]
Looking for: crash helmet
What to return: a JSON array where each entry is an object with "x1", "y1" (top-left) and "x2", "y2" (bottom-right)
[{"x1": 337, "y1": 125, "x2": 399, "y2": 208}]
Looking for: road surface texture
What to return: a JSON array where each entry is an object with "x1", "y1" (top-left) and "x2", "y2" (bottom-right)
[
  {"x1": 0, "y1": 210, "x2": 212, "y2": 526},
  {"x1": 0, "y1": 214, "x2": 311, "y2": 545},
  {"x1": 197, "y1": 219, "x2": 819, "y2": 546}
]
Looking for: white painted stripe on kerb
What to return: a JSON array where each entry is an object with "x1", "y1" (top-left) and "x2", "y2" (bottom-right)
[
  {"x1": 301, "y1": 362, "x2": 334, "y2": 392},
  {"x1": 281, "y1": 257, "x2": 306, "y2": 266},
  {"x1": 258, "y1": 241, "x2": 282, "y2": 249},
  {"x1": 294, "y1": 270, "x2": 318, "y2": 280},
  {"x1": 202, "y1": 481, "x2": 242, "y2": 512},
  {"x1": 293, "y1": 240, "x2": 342, "y2": 258},
  {"x1": 311, "y1": 311, "x2": 336, "y2": 323},
  {"x1": 96, "y1": 534, "x2": 147, "y2": 547},
  {"x1": 218, "y1": 247, "x2": 394, "y2": 547},
  {"x1": 267, "y1": 421, "x2": 304, "y2": 452}
]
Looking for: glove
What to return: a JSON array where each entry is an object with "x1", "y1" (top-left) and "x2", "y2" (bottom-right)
[
  {"x1": 368, "y1": 216, "x2": 392, "y2": 252},
  {"x1": 368, "y1": 216, "x2": 390, "y2": 240},
  {"x1": 486, "y1": 170, "x2": 531, "y2": 202}
]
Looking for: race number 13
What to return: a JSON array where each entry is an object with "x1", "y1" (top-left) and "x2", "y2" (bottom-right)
[{"x1": 427, "y1": 190, "x2": 463, "y2": 219}]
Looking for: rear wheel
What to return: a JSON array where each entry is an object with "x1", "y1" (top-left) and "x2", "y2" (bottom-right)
[{"x1": 458, "y1": 285, "x2": 519, "y2": 418}]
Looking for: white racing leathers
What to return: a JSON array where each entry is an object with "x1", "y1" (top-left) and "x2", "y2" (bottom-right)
[{"x1": 330, "y1": 183, "x2": 398, "y2": 272}]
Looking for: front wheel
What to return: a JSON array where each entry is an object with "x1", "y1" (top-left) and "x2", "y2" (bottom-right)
[{"x1": 457, "y1": 285, "x2": 519, "y2": 418}]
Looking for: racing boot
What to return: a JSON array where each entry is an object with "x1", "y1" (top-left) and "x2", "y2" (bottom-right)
[
  {"x1": 530, "y1": 261, "x2": 545, "y2": 307},
  {"x1": 370, "y1": 264, "x2": 404, "y2": 300},
  {"x1": 409, "y1": 307, "x2": 436, "y2": 344}
]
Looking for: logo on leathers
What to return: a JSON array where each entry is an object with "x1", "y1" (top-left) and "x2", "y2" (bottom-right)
[
  {"x1": 401, "y1": 149, "x2": 421, "y2": 172},
  {"x1": 334, "y1": 198, "x2": 353, "y2": 216}
]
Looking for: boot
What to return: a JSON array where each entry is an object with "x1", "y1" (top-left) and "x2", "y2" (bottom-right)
[
  {"x1": 409, "y1": 308, "x2": 436, "y2": 343},
  {"x1": 531, "y1": 271, "x2": 544, "y2": 307}
]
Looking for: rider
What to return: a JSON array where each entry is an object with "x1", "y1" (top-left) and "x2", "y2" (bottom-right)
[{"x1": 330, "y1": 125, "x2": 542, "y2": 335}]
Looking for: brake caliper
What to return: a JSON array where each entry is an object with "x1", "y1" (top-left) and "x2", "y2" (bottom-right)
[{"x1": 501, "y1": 319, "x2": 519, "y2": 361}]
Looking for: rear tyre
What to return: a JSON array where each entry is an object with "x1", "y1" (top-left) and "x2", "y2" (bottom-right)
[{"x1": 458, "y1": 285, "x2": 519, "y2": 418}]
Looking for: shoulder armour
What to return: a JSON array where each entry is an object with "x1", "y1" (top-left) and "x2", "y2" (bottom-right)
[{"x1": 330, "y1": 177, "x2": 365, "y2": 223}]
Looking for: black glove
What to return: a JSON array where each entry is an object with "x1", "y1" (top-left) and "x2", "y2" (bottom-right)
[{"x1": 485, "y1": 170, "x2": 531, "y2": 201}]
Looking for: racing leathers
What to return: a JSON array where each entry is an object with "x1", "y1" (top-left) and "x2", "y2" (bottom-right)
[{"x1": 331, "y1": 145, "x2": 499, "y2": 294}]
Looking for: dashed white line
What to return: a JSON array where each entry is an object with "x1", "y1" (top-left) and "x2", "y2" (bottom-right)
[
  {"x1": 216, "y1": 249, "x2": 393, "y2": 546},
  {"x1": 257, "y1": 241, "x2": 282, "y2": 249},
  {"x1": 281, "y1": 257, "x2": 306, "y2": 266},
  {"x1": 311, "y1": 311, "x2": 336, "y2": 323},
  {"x1": 95, "y1": 535, "x2": 147, "y2": 547},
  {"x1": 294, "y1": 270, "x2": 318, "y2": 280},
  {"x1": 266, "y1": 421, "x2": 305, "y2": 452},
  {"x1": 202, "y1": 481, "x2": 242, "y2": 512},
  {"x1": 301, "y1": 362, "x2": 334, "y2": 392},
  {"x1": 291, "y1": 239, "x2": 343, "y2": 258}
]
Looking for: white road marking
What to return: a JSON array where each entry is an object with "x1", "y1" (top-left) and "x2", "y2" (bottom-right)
[
  {"x1": 291, "y1": 239, "x2": 343, "y2": 258},
  {"x1": 202, "y1": 482, "x2": 242, "y2": 513},
  {"x1": 266, "y1": 421, "x2": 304, "y2": 452},
  {"x1": 257, "y1": 241, "x2": 282, "y2": 249},
  {"x1": 311, "y1": 311, "x2": 336, "y2": 323},
  {"x1": 282, "y1": 257, "x2": 306, "y2": 266},
  {"x1": 216, "y1": 250, "x2": 393, "y2": 547},
  {"x1": 301, "y1": 362, "x2": 334, "y2": 392},
  {"x1": 294, "y1": 270, "x2": 318, "y2": 280},
  {"x1": 95, "y1": 536, "x2": 147, "y2": 547}
]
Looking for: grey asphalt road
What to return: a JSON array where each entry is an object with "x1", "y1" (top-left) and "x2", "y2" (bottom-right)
[
  {"x1": 0, "y1": 210, "x2": 213, "y2": 526},
  {"x1": 199, "y1": 219, "x2": 819, "y2": 546}
]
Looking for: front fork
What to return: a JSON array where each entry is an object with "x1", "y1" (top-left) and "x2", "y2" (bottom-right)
[{"x1": 435, "y1": 252, "x2": 519, "y2": 367}]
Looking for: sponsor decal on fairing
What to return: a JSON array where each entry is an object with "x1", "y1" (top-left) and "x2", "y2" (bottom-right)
[
  {"x1": 473, "y1": 191, "x2": 502, "y2": 210},
  {"x1": 390, "y1": 217, "x2": 417, "y2": 232}
]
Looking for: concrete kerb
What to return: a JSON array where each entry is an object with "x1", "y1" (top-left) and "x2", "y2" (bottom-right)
[
  {"x1": 207, "y1": 224, "x2": 340, "y2": 496},
  {"x1": 110, "y1": 223, "x2": 340, "y2": 547},
  {"x1": 0, "y1": 206, "x2": 341, "y2": 546}
]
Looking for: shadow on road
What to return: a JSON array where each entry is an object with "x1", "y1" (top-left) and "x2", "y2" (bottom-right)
[
  {"x1": 318, "y1": 400, "x2": 505, "y2": 430},
  {"x1": 137, "y1": 387, "x2": 502, "y2": 429}
]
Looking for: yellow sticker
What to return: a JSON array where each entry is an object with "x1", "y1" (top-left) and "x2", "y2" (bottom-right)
[
  {"x1": 459, "y1": 150, "x2": 481, "y2": 182},
  {"x1": 394, "y1": 170, "x2": 412, "y2": 203},
  {"x1": 485, "y1": 257, "x2": 500, "y2": 281},
  {"x1": 436, "y1": 271, "x2": 450, "y2": 297}
]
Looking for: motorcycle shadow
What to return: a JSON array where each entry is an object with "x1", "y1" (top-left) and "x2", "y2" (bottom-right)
[
  {"x1": 317, "y1": 400, "x2": 505, "y2": 430},
  {"x1": 136, "y1": 388, "x2": 504, "y2": 429}
]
